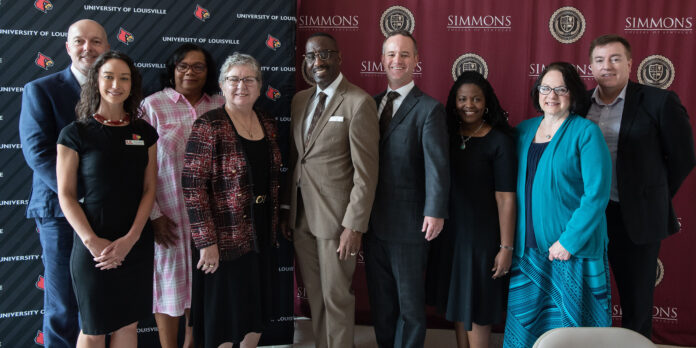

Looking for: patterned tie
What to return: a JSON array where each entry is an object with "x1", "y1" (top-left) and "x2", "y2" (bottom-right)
[
  {"x1": 305, "y1": 92, "x2": 327, "y2": 147},
  {"x1": 379, "y1": 91, "x2": 400, "y2": 136}
]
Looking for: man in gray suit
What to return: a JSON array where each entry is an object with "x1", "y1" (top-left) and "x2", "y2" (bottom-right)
[{"x1": 365, "y1": 30, "x2": 450, "y2": 348}]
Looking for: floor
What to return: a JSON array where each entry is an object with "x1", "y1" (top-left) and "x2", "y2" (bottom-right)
[{"x1": 263, "y1": 317, "x2": 692, "y2": 348}]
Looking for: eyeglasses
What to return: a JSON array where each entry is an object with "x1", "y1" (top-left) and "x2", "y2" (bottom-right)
[
  {"x1": 303, "y1": 50, "x2": 338, "y2": 63},
  {"x1": 225, "y1": 76, "x2": 258, "y2": 85},
  {"x1": 176, "y1": 63, "x2": 206, "y2": 73},
  {"x1": 538, "y1": 85, "x2": 569, "y2": 96}
]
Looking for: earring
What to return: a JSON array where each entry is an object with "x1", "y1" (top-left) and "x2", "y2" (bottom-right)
[{"x1": 485, "y1": 107, "x2": 489, "y2": 114}]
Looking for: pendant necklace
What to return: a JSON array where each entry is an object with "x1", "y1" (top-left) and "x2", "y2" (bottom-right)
[{"x1": 460, "y1": 120, "x2": 485, "y2": 150}]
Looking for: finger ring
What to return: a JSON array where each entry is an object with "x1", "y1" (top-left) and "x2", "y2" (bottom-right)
[
  {"x1": 202, "y1": 264, "x2": 208, "y2": 268},
  {"x1": 350, "y1": 252, "x2": 357, "y2": 256}
]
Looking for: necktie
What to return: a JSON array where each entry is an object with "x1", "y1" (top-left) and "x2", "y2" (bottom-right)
[
  {"x1": 380, "y1": 91, "x2": 400, "y2": 136},
  {"x1": 305, "y1": 92, "x2": 327, "y2": 147}
]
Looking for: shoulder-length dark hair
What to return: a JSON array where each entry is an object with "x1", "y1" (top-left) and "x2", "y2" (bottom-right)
[
  {"x1": 445, "y1": 71, "x2": 513, "y2": 138},
  {"x1": 161, "y1": 43, "x2": 218, "y2": 95},
  {"x1": 531, "y1": 62, "x2": 587, "y2": 115},
  {"x1": 75, "y1": 51, "x2": 143, "y2": 123}
]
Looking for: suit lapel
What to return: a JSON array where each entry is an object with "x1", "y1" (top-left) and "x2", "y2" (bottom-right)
[
  {"x1": 382, "y1": 86, "x2": 421, "y2": 140},
  {"x1": 295, "y1": 87, "x2": 317, "y2": 154},
  {"x1": 618, "y1": 81, "x2": 641, "y2": 149},
  {"x1": 61, "y1": 66, "x2": 81, "y2": 99},
  {"x1": 304, "y1": 79, "x2": 346, "y2": 152}
]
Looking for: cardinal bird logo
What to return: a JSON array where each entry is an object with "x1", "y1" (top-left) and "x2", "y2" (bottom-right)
[
  {"x1": 265, "y1": 35, "x2": 281, "y2": 50},
  {"x1": 35, "y1": 52, "x2": 54, "y2": 70},
  {"x1": 194, "y1": 4, "x2": 210, "y2": 21},
  {"x1": 266, "y1": 86, "x2": 281, "y2": 101},
  {"x1": 36, "y1": 275, "x2": 45, "y2": 290},
  {"x1": 35, "y1": 330, "x2": 45, "y2": 345},
  {"x1": 117, "y1": 28, "x2": 134, "y2": 45},
  {"x1": 34, "y1": 0, "x2": 53, "y2": 13}
]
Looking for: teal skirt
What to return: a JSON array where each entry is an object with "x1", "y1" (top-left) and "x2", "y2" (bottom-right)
[{"x1": 503, "y1": 247, "x2": 611, "y2": 348}]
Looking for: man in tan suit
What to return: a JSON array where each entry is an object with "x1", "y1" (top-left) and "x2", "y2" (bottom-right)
[{"x1": 281, "y1": 32, "x2": 379, "y2": 347}]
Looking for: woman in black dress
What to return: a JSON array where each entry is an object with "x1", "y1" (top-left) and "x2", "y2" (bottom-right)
[
  {"x1": 428, "y1": 71, "x2": 517, "y2": 348},
  {"x1": 182, "y1": 52, "x2": 281, "y2": 348},
  {"x1": 56, "y1": 51, "x2": 157, "y2": 347}
]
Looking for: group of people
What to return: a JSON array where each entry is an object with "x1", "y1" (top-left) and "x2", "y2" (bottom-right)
[{"x1": 17, "y1": 17, "x2": 695, "y2": 348}]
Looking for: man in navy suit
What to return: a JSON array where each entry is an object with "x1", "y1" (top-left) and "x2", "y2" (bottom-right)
[
  {"x1": 584, "y1": 34, "x2": 695, "y2": 338},
  {"x1": 19, "y1": 19, "x2": 109, "y2": 348},
  {"x1": 365, "y1": 30, "x2": 449, "y2": 348}
]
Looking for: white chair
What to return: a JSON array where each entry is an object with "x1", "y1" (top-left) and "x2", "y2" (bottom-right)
[{"x1": 533, "y1": 327, "x2": 656, "y2": 348}]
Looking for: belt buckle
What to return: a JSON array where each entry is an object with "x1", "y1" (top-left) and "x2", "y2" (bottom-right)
[{"x1": 255, "y1": 195, "x2": 266, "y2": 204}]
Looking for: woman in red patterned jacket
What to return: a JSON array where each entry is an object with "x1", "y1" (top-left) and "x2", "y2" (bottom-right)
[{"x1": 181, "y1": 52, "x2": 282, "y2": 348}]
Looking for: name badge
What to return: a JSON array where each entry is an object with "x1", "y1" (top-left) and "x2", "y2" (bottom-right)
[
  {"x1": 125, "y1": 140, "x2": 145, "y2": 146},
  {"x1": 329, "y1": 116, "x2": 344, "y2": 122}
]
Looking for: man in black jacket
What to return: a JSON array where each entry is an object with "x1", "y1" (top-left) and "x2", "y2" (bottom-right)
[{"x1": 583, "y1": 34, "x2": 695, "y2": 338}]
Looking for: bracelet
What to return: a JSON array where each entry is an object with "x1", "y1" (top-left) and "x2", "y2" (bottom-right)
[{"x1": 500, "y1": 244, "x2": 514, "y2": 251}]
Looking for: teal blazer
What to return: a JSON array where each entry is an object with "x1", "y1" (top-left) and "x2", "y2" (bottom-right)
[{"x1": 515, "y1": 113, "x2": 611, "y2": 259}]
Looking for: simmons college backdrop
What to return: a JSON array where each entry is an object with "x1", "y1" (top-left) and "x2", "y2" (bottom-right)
[
  {"x1": 292, "y1": 0, "x2": 696, "y2": 346},
  {"x1": 0, "y1": 1, "x2": 296, "y2": 346}
]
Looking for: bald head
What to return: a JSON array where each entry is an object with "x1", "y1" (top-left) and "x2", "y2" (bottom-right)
[{"x1": 66, "y1": 19, "x2": 109, "y2": 75}]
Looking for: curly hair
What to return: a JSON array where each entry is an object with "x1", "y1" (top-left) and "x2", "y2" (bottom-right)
[
  {"x1": 445, "y1": 71, "x2": 513, "y2": 139},
  {"x1": 75, "y1": 51, "x2": 143, "y2": 123}
]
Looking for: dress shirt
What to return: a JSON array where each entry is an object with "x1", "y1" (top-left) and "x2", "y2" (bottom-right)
[
  {"x1": 70, "y1": 65, "x2": 87, "y2": 86},
  {"x1": 586, "y1": 84, "x2": 627, "y2": 202},
  {"x1": 378, "y1": 80, "x2": 415, "y2": 119},
  {"x1": 303, "y1": 73, "x2": 344, "y2": 138}
]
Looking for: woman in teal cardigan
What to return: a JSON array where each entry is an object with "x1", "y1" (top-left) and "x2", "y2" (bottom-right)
[{"x1": 503, "y1": 62, "x2": 612, "y2": 348}]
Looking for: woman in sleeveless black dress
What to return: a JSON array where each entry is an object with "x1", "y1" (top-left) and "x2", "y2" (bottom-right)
[{"x1": 57, "y1": 52, "x2": 157, "y2": 348}]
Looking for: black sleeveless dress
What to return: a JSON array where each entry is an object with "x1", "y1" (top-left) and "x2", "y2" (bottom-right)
[{"x1": 57, "y1": 118, "x2": 157, "y2": 335}]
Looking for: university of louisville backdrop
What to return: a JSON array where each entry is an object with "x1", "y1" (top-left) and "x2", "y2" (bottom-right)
[
  {"x1": 0, "y1": 1, "x2": 296, "y2": 347},
  {"x1": 293, "y1": 0, "x2": 696, "y2": 346}
]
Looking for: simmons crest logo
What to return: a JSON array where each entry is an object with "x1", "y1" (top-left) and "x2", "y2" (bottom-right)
[
  {"x1": 451, "y1": 53, "x2": 488, "y2": 80},
  {"x1": 549, "y1": 6, "x2": 586, "y2": 43},
  {"x1": 655, "y1": 258, "x2": 664, "y2": 287},
  {"x1": 265, "y1": 86, "x2": 281, "y2": 101},
  {"x1": 117, "y1": 27, "x2": 134, "y2": 45},
  {"x1": 35, "y1": 330, "x2": 44, "y2": 345},
  {"x1": 35, "y1": 52, "x2": 54, "y2": 70},
  {"x1": 34, "y1": 0, "x2": 53, "y2": 13},
  {"x1": 36, "y1": 275, "x2": 45, "y2": 290},
  {"x1": 380, "y1": 6, "x2": 415, "y2": 37},
  {"x1": 194, "y1": 4, "x2": 210, "y2": 22},
  {"x1": 638, "y1": 55, "x2": 675, "y2": 89},
  {"x1": 265, "y1": 35, "x2": 281, "y2": 50}
]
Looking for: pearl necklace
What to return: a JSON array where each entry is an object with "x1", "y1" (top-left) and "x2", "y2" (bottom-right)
[{"x1": 460, "y1": 120, "x2": 485, "y2": 150}]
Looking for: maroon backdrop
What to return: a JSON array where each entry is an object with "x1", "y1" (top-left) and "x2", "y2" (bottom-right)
[{"x1": 293, "y1": 0, "x2": 696, "y2": 346}]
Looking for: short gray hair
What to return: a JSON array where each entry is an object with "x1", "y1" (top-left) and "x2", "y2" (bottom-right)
[{"x1": 218, "y1": 52, "x2": 263, "y2": 85}]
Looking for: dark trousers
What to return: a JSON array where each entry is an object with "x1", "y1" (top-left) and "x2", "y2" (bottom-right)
[
  {"x1": 364, "y1": 234, "x2": 428, "y2": 348},
  {"x1": 606, "y1": 201, "x2": 661, "y2": 338},
  {"x1": 36, "y1": 217, "x2": 80, "y2": 348}
]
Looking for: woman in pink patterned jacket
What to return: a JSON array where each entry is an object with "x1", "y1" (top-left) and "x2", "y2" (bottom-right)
[{"x1": 141, "y1": 44, "x2": 224, "y2": 348}]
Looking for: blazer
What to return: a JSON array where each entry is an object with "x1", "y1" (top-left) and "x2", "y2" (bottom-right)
[
  {"x1": 582, "y1": 81, "x2": 696, "y2": 244},
  {"x1": 515, "y1": 114, "x2": 611, "y2": 259},
  {"x1": 285, "y1": 77, "x2": 379, "y2": 237},
  {"x1": 19, "y1": 66, "x2": 81, "y2": 218},
  {"x1": 369, "y1": 85, "x2": 450, "y2": 243},
  {"x1": 182, "y1": 108, "x2": 282, "y2": 261}
]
